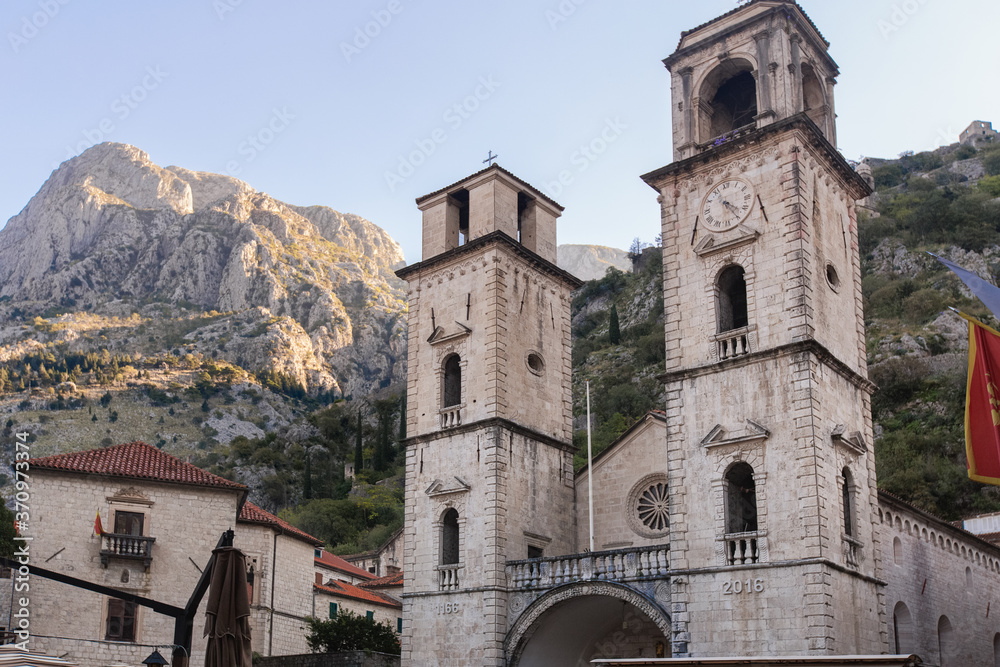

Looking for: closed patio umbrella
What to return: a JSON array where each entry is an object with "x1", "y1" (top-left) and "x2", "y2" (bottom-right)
[{"x1": 203, "y1": 546, "x2": 252, "y2": 667}]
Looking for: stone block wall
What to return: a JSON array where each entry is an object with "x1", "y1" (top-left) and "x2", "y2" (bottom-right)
[
  {"x1": 28, "y1": 471, "x2": 240, "y2": 667},
  {"x1": 575, "y1": 416, "x2": 669, "y2": 551},
  {"x1": 256, "y1": 651, "x2": 399, "y2": 667},
  {"x1": 881, "y1": 495, "x2": 1000, "y2": 666},
  {"x1": 313, "y1": 589, "x2": 401, "y2": 631}
]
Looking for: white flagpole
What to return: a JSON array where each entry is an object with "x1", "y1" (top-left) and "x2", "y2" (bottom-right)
[{"x1": 587, "y1": 380, "x2": 594, "y2": 553}]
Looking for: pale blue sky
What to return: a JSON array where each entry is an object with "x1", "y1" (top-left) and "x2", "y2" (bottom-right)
[{"x1": 1, "y1": 0, "x2": 996, "y2": 263}]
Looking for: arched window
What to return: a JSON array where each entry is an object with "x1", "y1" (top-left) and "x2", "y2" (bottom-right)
[
  {"x1": 893, "y1": 537, "x2": 902, "y2": 565},
  {"x1": 717, "y1": 265, "x2": 749, "y2": 333},
  {"x1": 801, "y1": 64, "x2": 827, "y2": 133},
  {"x1": 992, "y1": 632, "x2": 1000, "y2": 667},
  {"x1": 443, "y1": 354, "x2": 461, "y2": 407},
  {"x1": 697, "y1": 61, "x2": 758, "y2": 144},
  {"x1": 892, "y1": 602, "x2": 912, "y2": 654},
  {"x1": 725, "y1": 462, "x2": 758, "y2": 534},
  {"x1": 441, "y1": 509, "x2": 460, "y2": 565},
  {"x1": 842, "y1": 467, "x2": 855, "y2": 537},
  {"x1": 938, "y1": 615, "x2": 955, "y2": 666}
]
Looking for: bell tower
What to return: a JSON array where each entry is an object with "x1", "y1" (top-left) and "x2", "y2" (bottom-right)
[
  {"x1": 642, "y1": 1, "x2": 885, "y2": 658},
  {"x1": 396, "y1": 164, "x2": 581, "y2": 666}
]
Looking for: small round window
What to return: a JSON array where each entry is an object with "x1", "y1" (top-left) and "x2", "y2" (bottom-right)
[
  {"x1": 826, "y1": 263, "x2": 841, "y2": 292},
  {"x1": 526, "y1": 353, "x2": 545, "y2": 375}
]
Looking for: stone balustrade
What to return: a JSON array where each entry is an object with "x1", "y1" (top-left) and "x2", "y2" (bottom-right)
[
  {"x1": 714, "y1": 327, "x2": 752, "y2": 361},
  {"x1": 724, "y1": 531, "x2": 761, "y2": 565},
  {"x1": 100, "y1": 533, "x2": 155, "y2": 569},
  {"x1": 438, "y1": 565, "x2": 461, "y2": 591},
  {"x1": 440, "y1": 406, "x2": 463, "y2": 429},
  {"x1": 506, "y1": 545, "x2": 670, "y2": 591}
]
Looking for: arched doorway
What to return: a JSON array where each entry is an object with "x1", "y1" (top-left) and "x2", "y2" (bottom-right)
[{"x1": 506, "y1": 582, "x2": 671, "y2": 666}]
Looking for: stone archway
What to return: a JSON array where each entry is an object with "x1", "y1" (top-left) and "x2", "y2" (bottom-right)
[{"x1": 505, "y1": 581, "x2": 671, "y2": 666}]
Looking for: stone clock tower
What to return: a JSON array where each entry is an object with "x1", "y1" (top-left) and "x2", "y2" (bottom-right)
[
  {"x1": 641, "y1": 0, "x2": 885, "y2": 657},
  {"x1": 396, "y1": 165, "x2": 581, "y2": 666}
]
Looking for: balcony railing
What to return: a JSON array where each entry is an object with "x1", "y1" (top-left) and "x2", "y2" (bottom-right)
[
  {"x1": 440, "y1": 405, "x2": 463, "y2": 429},
  {"x1": 700, "y1": 123, "x2": 758, "y2": 150},
  {"x1": 506, "y1": 545, "x2": 670, "y2": 591},
  {"x1": 724, "y1": 531, "x2": 761, "y2": 566},
  {"x1": 713, "y1": 327, "x2": 752, "y2": 361},
  {"x1": 100, "y1": 533, "x2": 155, "y2": 569},
  {"x1": 843, "y1": 535, "x2": 862, "y2": 569},
  {"x1": 438, "y1": 564, "x2": 461, "y2": 591}
]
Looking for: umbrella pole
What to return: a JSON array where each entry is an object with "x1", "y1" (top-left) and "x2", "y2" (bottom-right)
[{"x1": 174, "y1": 529, "x2": 235, "y2": 667}]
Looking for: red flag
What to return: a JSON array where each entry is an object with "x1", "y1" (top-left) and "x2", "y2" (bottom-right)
[
  {"x1": 94, "y1": 510, "x2": 104, "y2": 536},
  {"x1": 963, "y1": 314, "x2": 1000, "y2": 485}
]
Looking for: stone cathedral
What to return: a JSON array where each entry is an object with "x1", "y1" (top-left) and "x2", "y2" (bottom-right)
[{"x1": 396, "y1": 2, "x2": 1000, "y2": 665}]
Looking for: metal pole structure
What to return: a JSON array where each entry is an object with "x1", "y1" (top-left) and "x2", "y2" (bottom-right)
[{"x1": 587, "y1": 380, "x2": 594, "y2": 553}]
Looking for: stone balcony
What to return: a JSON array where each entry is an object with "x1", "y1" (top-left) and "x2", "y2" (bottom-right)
[
  {"x1": 100, "y1": 533, "x2": 155, "y2": 569},
  {"x1": 440, "y1": 405, "x2": 463, "y2": 429},
  {"x1": 506, "y1": 545, "x2": 670, "y2": 592}
]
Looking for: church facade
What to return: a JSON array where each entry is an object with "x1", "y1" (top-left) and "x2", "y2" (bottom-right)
[{"x1": 396, "y1": 2, "x2": 1000, "y2": 665}]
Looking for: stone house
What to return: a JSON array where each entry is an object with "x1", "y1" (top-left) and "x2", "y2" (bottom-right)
[
  {"x1": 237, "y1": 500, "x2": 324, "y2": 657},
  {"x1": 960, "y1": 120, "x2": 998, "y2": 146},
  {"x1": 358, "y1": 572, "x2": 404, "y2": 605},
  {"x1": 313, "y1": 578, "x2": 402, "y2": 635},
  {"x1": 343, "y1": 527, "x2": 404, "y2": 577},
  {"x1": 26, "y1": 442, "x2": 322, "y2": 666},
  {"x1": 316, "y1": 548, "x2": 378, "y2": 586}
]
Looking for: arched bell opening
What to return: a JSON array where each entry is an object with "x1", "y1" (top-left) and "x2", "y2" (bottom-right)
[{"x1": 697, "y1": 59, "x2": 758, "y2": 144}]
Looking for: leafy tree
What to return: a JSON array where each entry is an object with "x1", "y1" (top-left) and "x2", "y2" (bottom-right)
[
  {"x1": 608, "y1": 305, "x2": 621, "y2": 345},
  {"x1": 99, "y1": 391, "x2": 112, "y2": 407},
  {"x1": 306, "y1": 611, "x2": 400, "y2": 655}
]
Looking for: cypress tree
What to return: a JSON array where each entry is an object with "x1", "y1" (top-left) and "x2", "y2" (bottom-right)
[
  {"x1": 609, "y1": 304, "x2": 621, "y2": 345},
  {"x1": 398, "y1": 393, "x2": 407, "y2": 441},
  {"x1": 354, "y1": 408, "x2": 364, "y2": 472},
  {"x1": 304, "y1": 451, "x2": 313, "y2": 499}
]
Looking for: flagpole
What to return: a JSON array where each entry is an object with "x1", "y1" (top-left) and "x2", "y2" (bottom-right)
[{"x1": 587, "y1": 380, "x2": 594, "y2": 553}]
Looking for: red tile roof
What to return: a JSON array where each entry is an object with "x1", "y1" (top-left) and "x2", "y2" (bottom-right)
[
  {"x1": 30, "y1": 441, "x2": 246, "y2": 491},
  {"x1": 238, "y1": 501, "x2": 323, "y2": 546},
  {"x1": 358, "y1": 572, "x2": 403, "y2": 588},
  {"x1": 315, "y1": 550, "x2": 376, "y2": 580},
  {"x1": 314, "y1": 580, "x2": 401, "y2": 609}
]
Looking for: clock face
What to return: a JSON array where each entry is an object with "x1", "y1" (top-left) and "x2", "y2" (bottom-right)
[{"x1": 702, "y1": 179, "x2": 754, "y2": 233}]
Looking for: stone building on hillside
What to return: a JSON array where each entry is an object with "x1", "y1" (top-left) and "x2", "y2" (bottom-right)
[
  {"x1": 26, "y1": 442, "x2": 322, "y2": 666},
  {"x1": 344, "y1": 527, "x2": 404, "y2": 576},
  {"x1": 394, "y1": 1, "x2": 1000, "y2": 665},
  {"x1": 960, "y1": 120, "x2": 997, "y2": 146}
]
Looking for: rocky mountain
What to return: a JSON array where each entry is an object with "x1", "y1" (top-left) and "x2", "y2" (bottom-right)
[
  {"x1": 0, "y1": 143, "x2": 407, "y2": 397},
  {"x1": 557, "y1": 244, "x2": 631, "y2": 281}
]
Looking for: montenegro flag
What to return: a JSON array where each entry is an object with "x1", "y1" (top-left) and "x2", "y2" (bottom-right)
[{"x1": 963, "y1": 314, "x2": 1000, "y2": 485}]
